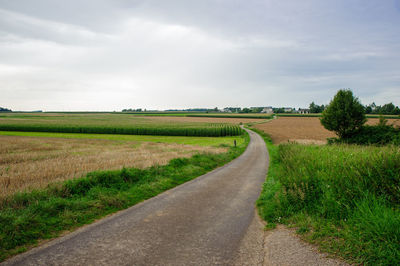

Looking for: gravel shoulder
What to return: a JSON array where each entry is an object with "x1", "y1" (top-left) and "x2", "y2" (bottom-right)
[{"x1": 234, "y1": 211, "x2": 350, "y2": 266}]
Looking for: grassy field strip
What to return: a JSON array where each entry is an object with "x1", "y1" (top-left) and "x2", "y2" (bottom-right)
[
  {"x1": 0, "y1": 133, "x2": 249, "y2": 262},
  {"x1": 0, "y1": 131, "x2": 244, "y2": 147},
  {"x1": 251, "y1": 126, "x2": 400, "y2": 265}
]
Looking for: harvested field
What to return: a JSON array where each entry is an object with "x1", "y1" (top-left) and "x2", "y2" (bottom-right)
[
  {"x1": 254, "y1": 117, "x2": 335, "y2": 144},
  {"x1": 0, "y1": 135, "x2": 226, "y2": 198},
  {"x1": 366, "y1": 118, "x2": 400, "y2": 126},
  {"x1": 255, "y1": 117, "x2": 400, "y2": 144},
  {"x1": 146, "y1": 116, "x2": 264, "y2": 124}
]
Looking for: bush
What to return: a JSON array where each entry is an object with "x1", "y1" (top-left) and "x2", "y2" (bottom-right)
[{"x1": 328, "y1": 124, "x2": 400, "y2": 145}]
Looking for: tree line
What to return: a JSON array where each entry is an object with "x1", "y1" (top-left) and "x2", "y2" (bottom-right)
[
  {"x1": 0, "y1": 107, "x2": 12, "y2": 112},
  {"x1": 309, "y1": 101, "x2": 400, "y2": 115}
]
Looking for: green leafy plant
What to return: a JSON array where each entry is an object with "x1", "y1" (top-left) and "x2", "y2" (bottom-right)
[{"x1": 321, "y1": 89, "x2": 366, "y2": 138}]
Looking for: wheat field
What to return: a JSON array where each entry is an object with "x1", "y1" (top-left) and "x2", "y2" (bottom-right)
[{"x1": 0, "y1": 135, "x2": 226, "y2": 198}]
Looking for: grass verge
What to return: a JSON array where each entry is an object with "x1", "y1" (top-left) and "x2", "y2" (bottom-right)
[
  {"x1": 251, "y1": 125, "x2": 400, "y2": 265},
  {"x1": 0, "y1": 134, "x2": 249, "y2": 262}
]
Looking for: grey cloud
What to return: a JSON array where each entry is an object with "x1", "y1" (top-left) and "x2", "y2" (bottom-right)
[{"x1": 0, "y1": 0, "x2": 399, "y2": 111}]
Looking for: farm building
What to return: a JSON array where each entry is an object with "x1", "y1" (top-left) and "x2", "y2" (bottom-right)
[
  {"x1": 297, "y1": 108, "x2": 310, "y2": 114},
  {"x1": 261, "y1": 107, "x2": 274, "y2": 114}
]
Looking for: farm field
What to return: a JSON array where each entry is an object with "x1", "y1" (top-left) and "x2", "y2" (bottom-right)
[
  {"x1": 0, "y1": 131, "x2": 244, "y2": 147},
  {"x1": 255, "y1": 116, "x2": 400, "y2": 144},
  {"x1": 0, "y1": 112, "x2": 268, "y2": 125},
  {"x1": 0, "y1": 134, "x2": 231, "y2": 198},
  {"x1": 0, "y1": 130, "x2": 249, "y2": 261},
  {"x1": 144, "y1": 115, "x2": 264, "y2": 124},
  {"x1": 0, "y1": 113, "x2": 245, "y2": 136},
  {"x1": 0, "y1": 110, "x2": 252, "y2": 261}
]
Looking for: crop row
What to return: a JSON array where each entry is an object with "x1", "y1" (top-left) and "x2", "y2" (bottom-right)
[{"x1": 0, "y1": 124, "x2": 243, "y2": 137}]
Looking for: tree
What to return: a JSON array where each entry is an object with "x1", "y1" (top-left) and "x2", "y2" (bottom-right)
[
  {"x1": 320, "y1": 89, "x2": 366, "y2": 138},
  {"x1": 309, "y1": 102, "x2": 325, "y2": 113}
]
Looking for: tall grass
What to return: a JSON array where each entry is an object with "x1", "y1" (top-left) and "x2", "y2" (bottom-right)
[
  {"x1": 257, "y1": 142, "x2": 400, "y2": 264},
  {"x1": 0, "y1": 124, "x2": 243, "y2": 137}
]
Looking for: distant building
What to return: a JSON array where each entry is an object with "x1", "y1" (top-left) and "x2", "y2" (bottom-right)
[
  {"x1": 298, "y1": 108, "x2": 310, "y2": 114},
  {"x1": 261, "y1": 107, "x2": 273, "y2": 114},
  {"x1": 283, "y1": 107, "x2": 293, "y2": 113},
  {"x1": 223, "y1": 107, "x2": 241, "y2": 113}
]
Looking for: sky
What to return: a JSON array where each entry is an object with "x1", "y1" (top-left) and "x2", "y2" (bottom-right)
[{"x1": 1, "y1": 0, "x2": 399, "y2": 111}]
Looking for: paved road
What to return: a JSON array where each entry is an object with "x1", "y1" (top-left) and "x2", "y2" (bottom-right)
[{"x1": 4, "y1": 128, "x2": 269, "y2": 266}]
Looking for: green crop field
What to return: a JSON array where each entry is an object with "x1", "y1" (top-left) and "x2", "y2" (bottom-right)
[{"x1": 0, "y1": 113, "x2": 243, "y2": 137}]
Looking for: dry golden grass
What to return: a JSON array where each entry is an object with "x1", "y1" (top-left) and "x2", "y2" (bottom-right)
[
  {"x1": 0, "y1": 136, "x2": 226, "y2": 198},
  {"x1": 255, "y1": 117, "x2": 400, "y2": 144},
  {"x1": 146, "y1": 116, "x2": 265, "y2": 124}
]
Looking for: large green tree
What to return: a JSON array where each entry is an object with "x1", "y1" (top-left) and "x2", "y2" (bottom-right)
[{"x1": 320, "y1": 89, "x2": 366, "y2": 138}]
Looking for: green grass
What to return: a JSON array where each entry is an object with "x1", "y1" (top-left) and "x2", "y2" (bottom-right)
[
  {"x1": 0, "y1": 131, "x2": 244, "y2": 147},
  {"x1": 0, "y1": 133, "x2": 249, "y2": 262},
  {"x1": 253, "y1": 130, "x2": 400, "y2": 265},
  {"x1": 0, "y1": 113, "x2": 243, "y2": 137}
]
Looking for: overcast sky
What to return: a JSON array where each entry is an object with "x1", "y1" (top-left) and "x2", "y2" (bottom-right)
[{"x1": 1, "y1": 0, "x2": 399, "y2": 111}]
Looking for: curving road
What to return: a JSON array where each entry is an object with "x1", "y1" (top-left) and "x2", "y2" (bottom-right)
[{"x1": 4, "y1": 128, "x2": 269, "y2": 266}]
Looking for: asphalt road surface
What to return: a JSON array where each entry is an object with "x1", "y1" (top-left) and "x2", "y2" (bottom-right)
[{"x1": 4, "y1": 128, "x2": 269, "y2": 266}]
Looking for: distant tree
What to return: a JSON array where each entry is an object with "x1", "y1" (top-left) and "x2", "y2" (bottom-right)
[
  {"x1": 309, "y1": 102, "x2": 325, "y2": 113},
  {"x1": 251, "y1": 107, "x2": 263, "y2": 113},
  {"x1": 365, "y1": 105, "x2": 372, "y2": 114},
  {"x1": 380, "y1": 103, "x2": 395, "y2": 114},
  {"x1": 241, "y1": 108, "x2": 251, "y2": 113},
  {"x1": 0, "y1": 107, "x2": 12, "y2": 112},
  {"x1": 321, "y1": 89, "x2": 366, "y2": 138},
  {"x1": 273, "y1": 107, "x2": 285, "y2": 113},
  {"x1": 365, "y1": 102, "x2": 400, "y2": 115}
]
